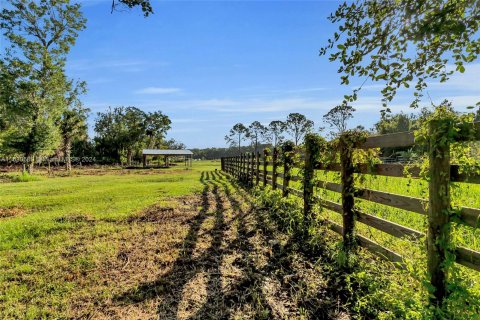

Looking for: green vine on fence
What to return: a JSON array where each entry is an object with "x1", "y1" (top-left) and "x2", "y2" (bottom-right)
[{"x1": 413, "y1": 103, "x2": 480, "y2": 315}]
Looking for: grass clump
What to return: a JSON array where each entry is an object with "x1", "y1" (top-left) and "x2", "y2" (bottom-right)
[{"x1": 11, "y1": 172, "x2": 41, "y2": 183}]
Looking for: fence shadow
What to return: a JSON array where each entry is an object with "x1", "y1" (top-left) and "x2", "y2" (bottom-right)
[
  {"x1": 112, "y1": 169, "x2": 345, "y2": 319},
  {"x1": 217, "y1": 170, "x2": 347, "y2": 319},
  {"x1": 112, "y1": 171, "x2": 213, "y2": 318}
]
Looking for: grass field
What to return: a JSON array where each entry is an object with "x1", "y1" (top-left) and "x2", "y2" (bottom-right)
[
  {"x1": 2, "y1": 160, "x2": 479, "y2": 318},
  {"x1": 1, "y1": 161, "x2": 355, "y2": 319},
  {"x1": 0, "y1": 162, "x2": 224, "y2": 318}
]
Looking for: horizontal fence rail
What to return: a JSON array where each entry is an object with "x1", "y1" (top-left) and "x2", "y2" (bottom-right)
[{"x1": 222, "y1": 121, "x2": 480, "y2": 307}]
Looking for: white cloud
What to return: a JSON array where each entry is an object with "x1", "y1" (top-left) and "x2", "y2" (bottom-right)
[
  {"x1": 428, "y1": 63, "x2": 480, "y2": 92},
  {"x1": 68, "y1": 59, "x2": 169, "y2": 73},
  {"x1": 135, "y1": 87, "x2": 182, "y2": 94},
  {"x1": 171, "y1": 118, "x2": 213, "y2": 124},
  {"x1": 442, "y1": 95, "x2": 480, "y2": 109},
  {"x1": 285, "y1": 87, "x2": 326, "y2": 94}
]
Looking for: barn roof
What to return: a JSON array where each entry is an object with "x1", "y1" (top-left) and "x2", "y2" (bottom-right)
[{"x1": 142, "y1": 149, "x2": 193, "y2": 156}]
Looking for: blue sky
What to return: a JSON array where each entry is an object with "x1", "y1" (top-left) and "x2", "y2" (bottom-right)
[{"x1": 66, "y1": 0, "x2": 480, "y2": 148}]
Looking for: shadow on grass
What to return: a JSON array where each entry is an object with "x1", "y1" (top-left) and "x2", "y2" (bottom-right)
[
  {"x1": 113, "y1": 171, "x2": 213, "y2": 318},
  {"x1": 215, "y1": 170, "x2": 348, "y2": 319},
  {"x1": 112, "y1": 170, "x2": 347, "y2": 319}
]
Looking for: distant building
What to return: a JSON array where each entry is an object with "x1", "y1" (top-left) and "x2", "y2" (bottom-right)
[{"x1": 142, "y1": 149, "x2": 193, "y2": 167}]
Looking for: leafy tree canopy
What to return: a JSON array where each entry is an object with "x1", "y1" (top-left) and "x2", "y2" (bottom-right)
[
  {"x1": 267, "y1": 120, "x2": 287, "y2": 147},
  {"x1": 112, "y1": 0, "x2": 153, "y2": 16},
  {"x1": 225, "y1": 123, "x2": 248, "y2": 154},
  {"x1": 320, "y1": 0, "x2": 480, "y2": 114},
  {"x1": 94, "y1": 106, "x2": 171, "y2": 164},
  {"x1": 286, "y1": 113, "x2": 314, "y2": 146},
  {"x1": 0, "y1": 0, "x2": 86, "y2": 172},
  {"x1": 247, "y1": 121, "x2": 267, "y2": 153}
]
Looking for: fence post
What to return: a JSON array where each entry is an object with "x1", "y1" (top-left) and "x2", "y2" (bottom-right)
[
  {"x1": 303, "y1": 135, "x2": 317, "y2": 229},
  {"x1": 282, "y1": 141, "x2": 294, "y2": 197},
  {"x1": 239, "y1": 153, "x2": 242, "y2": 182},
  {"x1": 339, "y1": 132, "x2": 356, "y2": 255},
  {"x1": 250, "y1": 153, "x2": 254, "y2": 186},
  {"x1": 221, "y1": 157, "x2": 225, "y2": 171},
  {"x1": 251, "y1": 153, "x2": 255, "y2": 186},
  {"x1": 237, "y1": 155, "x2": 240, "y2": 178},
  {"x1": 263, "y1": 149, "x2": 269, "y2": 186},
  {"x1": 241, "y1": 153, "x2": 246, "y2": 182},
  {"x1": 244, "y1": 153, "x2": 250, "y2": 184},
  {"x1": 256, "y1": 152, "x2": 260, "y2": 186},
  {"x1": 245, "y1": 153, "x2": 250, "y2": 185},
  {"x1": 244, "y1": 153, "x2": 248, "y2": 183},
  {"x1": 238, "y1": 154, "x2": 241, "y2": 180},
  {"x1": 427, "y1": 119, "x2": 452, "y2": 308},
  {"x1": 234, "y1": 156, "x2": 236, "y2": 178},
  {"x1": 248, "y1": 153, "x2": 253, "y2": 186},
  {"x1": 233, "y1": 157, "x2": 238, "y2": 179},
  {"x1": 272, "y1": 147, "x2": 278, "y2": 190}
]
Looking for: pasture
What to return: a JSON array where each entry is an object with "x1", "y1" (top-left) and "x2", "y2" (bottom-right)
[
  {"x1": 0, "y1": 162, "x2": 349, "y2": 319},
  {"x1": 0, "y1": 163, "x2": 230, "y2": 318},
  {"x1": 1, "y1": 157, "x2": 479, "y2": 319}
]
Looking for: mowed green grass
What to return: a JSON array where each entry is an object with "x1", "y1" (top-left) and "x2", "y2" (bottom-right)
[
  {"x1": 0, "y1": 161, "x2": 219, "y2": 250},
  {"x1": 0, "y1": 161, "x2": 219, "y2": 318}
]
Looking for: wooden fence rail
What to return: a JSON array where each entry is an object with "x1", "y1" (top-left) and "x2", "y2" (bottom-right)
[{"x1": 221, "y1": 122, "x2": 480, "y2": 307}]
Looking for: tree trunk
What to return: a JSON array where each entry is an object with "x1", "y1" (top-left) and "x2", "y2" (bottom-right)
[
  {"x1": 27, "y1": 154, "x2": 35, "y2": 174},
  {"x1": 64, "y1": 138, "x2": 72, "y2": 172},
  {"x1": 127, "y1": 148, "x2": 133, "y2": 166}
]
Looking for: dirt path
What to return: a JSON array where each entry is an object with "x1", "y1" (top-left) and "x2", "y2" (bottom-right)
[{"x1": 74, "y1": 171, "x2": 348, "y2": 319}]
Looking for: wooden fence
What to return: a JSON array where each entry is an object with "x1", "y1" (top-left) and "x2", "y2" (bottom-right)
[{"x1": 221, "y1": 121, "x2": 480, "y2": 307}]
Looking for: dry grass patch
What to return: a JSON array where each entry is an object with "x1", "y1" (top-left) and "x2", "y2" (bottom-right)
[{"x1": 0, "y1": 206, "x2": 27, "y2": 218}]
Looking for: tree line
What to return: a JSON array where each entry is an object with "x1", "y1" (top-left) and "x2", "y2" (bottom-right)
[
  {"x1": 224, "y1": 107, "x2": 480, "y2": 159},
  {"x1": 0, "y1": 0, "x2": 180, "y2": 173},
  {"x1": 225, "y1": 113, "x2": 314, "y2": 155},
  {"x1": 190, "y1": 144, "x2": 271, "y2": 160}
]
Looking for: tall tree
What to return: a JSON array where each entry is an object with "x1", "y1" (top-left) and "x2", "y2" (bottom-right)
[
  {"x1": 323, "y1": 103, "x2": 355, "y2": 136},
  {"x1": 266, "y1": 120, "x2": 286, "y2": 148},
  {"x1": 374, "y1": 112, "x2": 416, "y2": 135},
  {"x1": 320, "y1": 1, "x2": 480, "y2": 113},
  {"x1": 122, "y1": 107, "x2": 147, "y2": 165},
  {"x1": 144, "y1": 111, "x2": 171, "y2": 149},
  {"x1": 94, "y1": 107, "x2": 171, "y2": 164},
  {"x1": 225, "y1": 123, "x2": 248, "y2": 155},
  {"x1": 247, "y1": 121, "x2": 267, "y2": 154},
  {"x1": 59, "y1": 82, "x2": 89, "y2": 172},
  {"x1": 94, "y1": 107, "x2": 123, "y2": 163},
  {"x1": 286, "y1": 113, "x2": 314, "y2": 146},
  {"x1": 164, "y1": 138, "x2": 186, "y2": 150},
  {"x1": 1, "y1": 0, "x2": 86, "y2": 173}
]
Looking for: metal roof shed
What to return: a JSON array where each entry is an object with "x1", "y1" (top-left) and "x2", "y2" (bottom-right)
[{"x1": 142, "y1": 149, "x2": 193, "y2": 167}]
